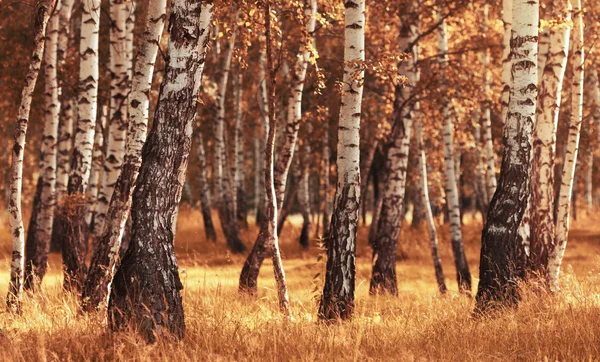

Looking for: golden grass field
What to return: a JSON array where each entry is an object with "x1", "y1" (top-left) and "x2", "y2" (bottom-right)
[{"x1": 0, "y1": 207, "x2": 599, "y2": 361}]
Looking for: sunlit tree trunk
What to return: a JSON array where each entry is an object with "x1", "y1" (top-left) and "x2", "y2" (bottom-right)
[
  {"x1": 437, "y1": 12, "x2": 471, "y2": 293},
  {"x1": 295, "y1": 131, "x2": 312, "y2": 249},
  {"x1": 214, "y1": 13, "x2": 246, "y2": 253},
  {"x1": 60, "y1": 0, "x2": 101, "y2": 292},
  {"x1": 475, "y1": 0, "x2": 539, "y2": 312},
  {"x1": 82, "y1": 0, "x2": 168, "y2": 312},
  {"x1": 480, "y1": 4, "x2": 496, "y2": 201},
  {"x1": 369, "y1": 7, "x2": 417, "y2": 296},
  {"x1": 55, "y1": 100, "x2": 74, "y2": 203},
  {"x1": 24, "y1": 1, "x2": 62, "y2": 291},
  {"x1": 500, "y1": 0, "x2": 512, "y2": 125},
  {"x1": 94, "y1": 0, "x2": 130, "y2": 239},
  {"x1": 255, "y1": 52, "x2": 269, "y2": 225},
  {"x1": 319, "y1": 0, "x2": 364, "y2": 320},
  {"x1": 85, "y1": 106, "x2": 107, "y2": 234},
  {"x1": 6, "y1": 0, "x2": 55, "y2": 312},
  {"x1": 196, "y1": 132, "x2": 217, "y2": 242},
  {"x1": 550, "y1": 1, "x2": 584, "y2": 292},
  {"x1": 239, "y1": 0, "x2": 317, "y2": 295},
  {"x1": 528, "y1": 2, "x2": 571, "y2": 280},
  {"x1": 322, "y1": 117, "x2": 331, "y2": 234},
  {"x1": 472, "y1": 120, "x2": 489, "y2": 217},
  {"x1": 107, "y1": 1, "x2": 213, "y2": 341}
]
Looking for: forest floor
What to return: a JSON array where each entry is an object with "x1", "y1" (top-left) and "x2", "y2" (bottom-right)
[{"x1": 0, "y1": 207, "x2": 600, "y2": 361}]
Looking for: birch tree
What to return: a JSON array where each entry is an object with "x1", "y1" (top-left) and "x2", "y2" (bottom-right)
[
  {"x1": 500, "y1": 0, "x2": 512, "y2": 124},
  {"x1": 437, "y1": 12, "x2": 471, "y2": 293},
  {"x1": 6, "y1": 0, "x2": 55, "y2": 312},
  {"x1": 550, "y1": 0, "x2": 584, "y2": 291},
  {"x1": 529, "y1": 2, "x2": 571, "y2": 279},
  {"x1": 196, "y1": 131, "x2": 217, "y2": 241},
  {"x1": 108, "y1": 0, "x2": 213, "y2": 340},
  {"x1": 232, "y1": 69, "x2": 248, "y2": 227},
  {"x1": 475, "y1": 0, "x2": 539, "y2": 311},
  {"x1": 82, "y1": 0, "x2": 168, "y2": 312},
  {"x1": 60, "y1": 0, "x2": 101, "y2": 291},
  {"x1": 86, "y1": 106, "x2": 107, "y2": 233},
  {"x1": 23, "y1": 0, "x2": 61, "y2": 290},
  {"x1": 319, "y1": 0, "x2": 364, "y2": 320},
  {"x1": 480, "y1": 4, "x2": 496, "y2": 201},
  {"x1": 369, "y1": 6, "x2": 417, "y2": 296},
  {"x1": 93, "y1": 0, "x2": 131, "y2": 239}
]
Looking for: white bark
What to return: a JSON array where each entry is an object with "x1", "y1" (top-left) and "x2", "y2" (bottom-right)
[
  {"x1": 70, "y1": 0, "x2": 101, "y2": 193},
  {"x1": 480, "y1": 4, "x2": 496, "y2": 201},
  {"x1": 94, "y1": 0, "x2": 130, "y2": 238},
  {"x1": 86, "y1": 105, "x2": 107, "y2": 231},
  {"x1": 437, "y1": 12, "x2": 471, "y2": 292},
  {"x1": 56, "y1": 99, "x2": 74, "y2": 201},
  {"x1": 500, "y1": 0, "x2": 512, "y2": 125},
  {"x1": 550, "y1": 0, "x2": 584, "y2": 291},
  {"x1": 233, "y1": 69, "x2": 244, "y2": 220},
  {"x1": 6, "y1": 0, "x2": 55, "y2": 312}
]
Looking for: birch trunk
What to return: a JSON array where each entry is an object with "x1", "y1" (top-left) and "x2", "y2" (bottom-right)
[
  {"x1": 61, "y1": 0, "x2": 101, "y2": 292},
  {"x1": 239, "y1": 0, "x2": 317, "y2": 295},
  {"x1": 437, "y1": 13, "x2": 471, "y2": 293},
  {"x1": 369, "y1": 8, "x2": 416, "y2": 296},
  {"x1": 55, "y1": 100, "x2": 73, "y2": 202},
  {"x1": 500, "y1": 0, "x2": 512, "y2": 125},
  {"x1": 529, "y1": 2, "x2": 571, "y2": 280},
  {"x1": 472, "y1": 120, "x2": 489, "y2": 217},
  {"x1": 480, "y1": 4, "x2": 496, "y2": 201},
  {"x1": 550, "y1": 1, "x2": 584, "y2": 292},
  {"x1": 85, "y1": 106, "x2": 106, "y2": 235},
  {"x1": 94, "y1": 0, "x2": 130, "y2": 239},
  {"x1": 107, "y1": 1, "x2": 213, "y2": 340},
  {"x1": 6, "y1": 0, "x2": 55, "y2": 312},
  {"x1": 196, "y1": 132, "x2": 217, "y2": 241},
  {"x1": 475, "y1": 0, "x2": 539, "y2": 311},
  {"x1": 255, "y1": 51, "x2": 269, "y2": 225},
  {"x1": 296, "y1": 138, "x2": 312, "y2": 249},
  {"x1": 24, "y1": 1, "x2": 62, "y2": 290},
  {"x1": 82, "y1": 0, "x2": 168, "y2": 312},
  {"x1": 319, "y1": 0, "x2": 364, "y2": 320},
  {"x1": 214, "y1": 15, "x2": 246, "y2": 253},
  {"x1": 322, "y1": 118, "x2": 331, "y2": 234},
  {"x1": 233, "y1": 70, "x2": 248, "y2": 227}
]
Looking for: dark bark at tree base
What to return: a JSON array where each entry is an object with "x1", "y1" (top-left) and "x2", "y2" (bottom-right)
[
  {"x1": 237, "y1": 188, "x2": 249, "y2": 229},
  {"x1": 201, "y1": 207, "x2": 217, "y2": 242},
  {"x1": 24, "y1": 177, "x2": 44, "y2": 290},
  {"x1": 58, "y1": 196, "x2": 89, "y2": 293},
  {"x1": 239, "y1": 223, "x2": 269, "y2": 296},
  {"x1": 369, "y1": 248, "x2": 398, "y2": 296},
  {"x1": 299, "y1": 212, "x2": 311, "y2": 249},
  {"x1": 319, "y1": 184, "x2": 358, "y2": 321},
  {"x1": 217, "y1": 205, "x2": 246, "y2": 253}
]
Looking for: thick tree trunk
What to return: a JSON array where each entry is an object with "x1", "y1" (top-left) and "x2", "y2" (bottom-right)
[
  {"x1": 6, "y1": 0, "x2": 55, "y2": 312},
  {"x1": 319, "y1": 0, "x2": 364, "y2": 320},
  {"x1": 196, "y1": 133, "x2": 217, "y2": 242},
  {"x1": 107, "y1": 1, "x2": 213, "y2": 341},
  {"x1": 94, "y1": 0, "x2": 130, "y2": 240},
  {"x1": 239, "y1": 0, "x2": 317, "y2": 295},
  {"x1": 214, "y1": 13, "x2": 246, "y2": 253},
  {"x1": 24, "y1": 2, "x2": 61, "y2": 291},
  {"x1": 475, "y1": 0, "x2": 539, "y2": 312},
  {"x1": 528, "y1": 2, "x2": 571, "y2": 280},
  {"x1": 437, "y1": 13, "x2": 471, "y2": 293},
  {"x1": 549, "y1": 1, "x2": 584, "y2": 292},
  {"x1": 82, "y1": 0, "x2": 168, "y2": 312},
  {"x1": 61, "y1": 0, "x2": 101, "y2": 292},
  {"x1": 369, "y1": 8, "x2": 417, "y2": 296}
]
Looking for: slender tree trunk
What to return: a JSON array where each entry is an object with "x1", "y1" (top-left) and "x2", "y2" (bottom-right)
[
  {"x1": 107, "y1": 1, "x2": 213, "y2": 341},
  {"x1": 214, "y1": 13, "x2": 246, "y2": 253},
  {"x1": 60, "y1": 0, "x2": 101, "y2": 292},
  {"x1": 255, "y1": 52, "x2": 269, "y2": 226},
  {"x1": 322, "y1": 117, "x2": 331, "y2": 235},
  {"x1": 369, "y1": 8, "x2": 417, "y2": 296},
  {"x1": 588, "y1": 67, "x2": 600, "y2": 208},
  {"x1": 480, "y1": 4, "x2": 496, "y2": 201},
  {"x1": 239, "y1": 0, "x2": 317, "y2": 294},
  {"x1": 500, "y1": 0, "x2": 512, "y2": 126},
  {"x1": 550, "y1": 1, "x2": 584, "y2": 292},
  {"x1": 437, "y1": 12, "x2": 471, "y2": 293},
  {"x1": 295, "y1": 150, "x2": 312, "y2": 249},
  {"x1": 6, "y1": 0, "x2": 55, "y2": 312},
  {"x1": 85, "y1": 105, "x2": 107, "y2": 234},
  {"x1": 82, "y1": 0, "x2": 168, "y2": 312},
  {"x1": 94, "y1": 0, "x2": 130, "y2": 240},
  {"x1": 359, "y1": 140, "x2": 378, "y2": 223},
  {"x1": 24, "y1": 1, "x2": 62, "y2": 291},
  {"x1": 475, "y1": 0, "x2": 539, "y2": 312},
  {"x1": 196, "y1": 132, "x2": 217, "y2": 242},
  {"x1": 528, "y1": 2, "x2": 571, "y2": 280},
  {"x1": 232, "y1": 69, "x2": 248, "y2": 228},
  {"x1": 416, "y1": 109, "x2": 447, "y2": 294},
  {"x1": 319, "y1": 0, "x2": 364, "y2": 320},
  {"x1": 472, "y1": 119, "x2": 489, "y2": 218}
]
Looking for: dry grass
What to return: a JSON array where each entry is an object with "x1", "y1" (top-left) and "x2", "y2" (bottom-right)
[{"x1": 1, "y1": 208, "x2": 600, "y2": 361}]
